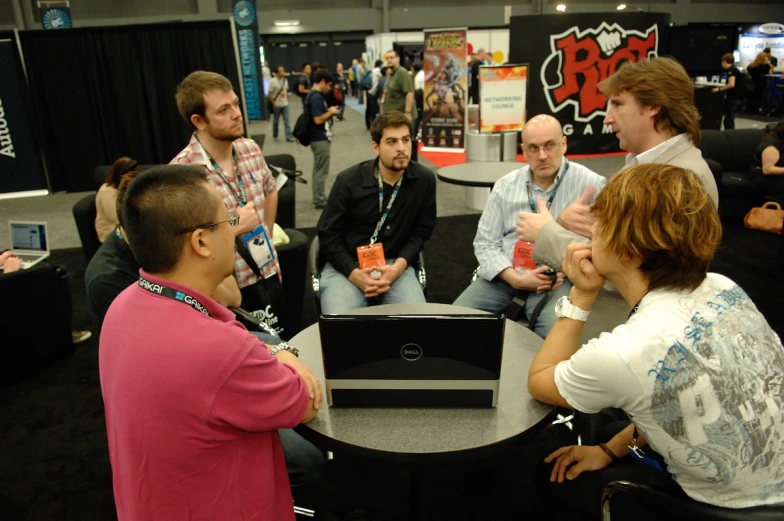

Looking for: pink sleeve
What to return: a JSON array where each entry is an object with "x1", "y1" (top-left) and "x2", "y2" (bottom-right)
[{"x1": 207, "y1": 339, "x2": 309, "y2": 433}]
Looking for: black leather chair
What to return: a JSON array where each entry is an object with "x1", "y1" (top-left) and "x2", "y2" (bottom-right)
[
  {"x1": 73, "y1": 193, "x2": 101, "y2": 261},
  {"x1": 698, "y1": 129, "x2": 766, "y2": 221},
  {"x1": 265, "y1": 153, "x2": 300, "y2": 230},
  {"x1": 601, "y1": 481, "x2": 784, "y2": 521},
  {"x1": 0, "y1": 263, "x2": 74, "y2": 385}
]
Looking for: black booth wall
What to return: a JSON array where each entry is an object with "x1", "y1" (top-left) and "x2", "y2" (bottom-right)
[
  {"x1": 19, "y1": 21, "x2": 241, "y2": 192},
  {"x1": 510, "y1": 13, "x2": 671, "y2": 155}
]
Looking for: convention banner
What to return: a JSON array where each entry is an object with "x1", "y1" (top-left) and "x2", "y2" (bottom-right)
[
  {"x1": 37, "y1": 1, "x2": 73, "y2": 29},
  {"x1": 0, "y1": 39, "x2": 48, "y2": 197},
  {"x1": 232, "y1": 0, "x2": 266, "y2": 120},
  {"x1": 479, "y1": 64, "x2": 527, "y2": 133},
  {"x1": 509, "y1": 13, "x2": 670, "y2": 154},
  {"x1": 738, "y1": 32, "x2": 784, "y2": 69},
  {"x1": 422, "y1": 28, "x2": 468, "y2": 152}
]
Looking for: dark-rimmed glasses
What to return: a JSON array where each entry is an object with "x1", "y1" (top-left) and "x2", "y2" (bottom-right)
[{"x1": 176, "y1": 211, "x2": 239, "y2": 235}]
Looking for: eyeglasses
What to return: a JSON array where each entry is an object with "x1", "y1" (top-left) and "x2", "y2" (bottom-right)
[
  {"x1": 176, "y1": 211, "x2": 240, "y2": 235},
  {"x1": 524, "y1": 141, "x2": 561, "y2": 155}
]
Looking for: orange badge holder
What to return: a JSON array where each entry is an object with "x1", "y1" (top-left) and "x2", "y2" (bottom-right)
[
  {"x1": 357, "y1": 243, "x2": 386, "y2": 270},
  {"x1": 513, "y1": 241, "x2": 537, "y2": 271}
]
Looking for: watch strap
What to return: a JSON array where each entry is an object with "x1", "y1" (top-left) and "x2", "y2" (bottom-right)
[{"x1": 269, "y1": 341, "x2": 299, "y2": 357}]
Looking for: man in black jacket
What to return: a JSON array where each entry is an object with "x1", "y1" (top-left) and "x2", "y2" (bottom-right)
[{"x1": 316, "y1": 111, "x2": 436, "y2": 314}]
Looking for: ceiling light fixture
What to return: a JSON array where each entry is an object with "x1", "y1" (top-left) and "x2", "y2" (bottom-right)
[
  {"x1": 556, "y1": 4, "x2": 566, "y2": 12},
  {"x1": 274, "y1": 20, "x2": 300, "y2": 27},
  {"x1": 617, "y1": 4, "x2": 627, "y2": 9}
]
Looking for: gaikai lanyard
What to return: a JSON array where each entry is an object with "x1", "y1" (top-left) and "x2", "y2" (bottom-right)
[
  {"x1": 138, "y1": 276, "x2": 211, "y2": 317},
  {"x1": 195, "y1": 135, "x2": 250, "y2": 206},
  {"x1": 369, "y1": 169, "x2": 403, "y2": 246},
  {"x1": 526, "y1": 158, "x2": 570, "y2": 214}
]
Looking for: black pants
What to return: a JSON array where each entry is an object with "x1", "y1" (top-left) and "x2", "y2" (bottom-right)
[
  {"x1": 723, "y1": 97, "x2": 742, "y2": 130},
  {"x1": 365, "y1": 95, "x2": 379, "y2": 129},
  {"x1": 483, "y1": 420, "x2": 686, "y2": 520}
]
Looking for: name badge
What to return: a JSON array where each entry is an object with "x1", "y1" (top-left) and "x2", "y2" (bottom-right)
[
  {"x1": 357, "y1": 243, "x2": 386, "y2": 273},
  {"x1": 513, "y1": 240, "x2": 536, "y2": 272},
  {"x1": 242, "y1": 224, "x2": 275, "y2": 270}
]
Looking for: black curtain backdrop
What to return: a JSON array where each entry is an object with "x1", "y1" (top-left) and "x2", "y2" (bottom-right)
[{"x1": 19, "y1": 21, "x2": 241, "y2": 192}]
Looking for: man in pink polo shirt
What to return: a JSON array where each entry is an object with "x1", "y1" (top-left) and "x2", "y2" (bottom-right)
[{"x1": 99, "y1": 165, "x2": 322, "y2": 521}]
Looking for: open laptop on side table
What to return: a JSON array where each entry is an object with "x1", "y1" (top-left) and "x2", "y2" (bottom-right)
[{"x1": 8, "y1": 221, "x2": 50, "y2": 269}]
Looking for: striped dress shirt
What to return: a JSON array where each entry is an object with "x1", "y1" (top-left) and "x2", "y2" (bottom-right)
[{"x1": 475, "y1": 158, "x2": 607, "y2": 281}]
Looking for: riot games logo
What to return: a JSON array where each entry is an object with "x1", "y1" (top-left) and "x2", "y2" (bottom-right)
[{"x1": 541, "y1": 22, "x2": 658, "y2": 126}]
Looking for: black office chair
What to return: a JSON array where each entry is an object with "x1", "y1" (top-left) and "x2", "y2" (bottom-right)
[
  {"x1": 601, "y1": 481, "x2": 784, "y2": 521},
  {"x1": 309, "y1": 236, "x2": 427, "y2": 315}
]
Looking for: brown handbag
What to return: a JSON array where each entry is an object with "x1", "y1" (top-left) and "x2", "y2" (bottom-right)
[{"x1": 744, "y1": 202, "x2": 784, "y2": 234}]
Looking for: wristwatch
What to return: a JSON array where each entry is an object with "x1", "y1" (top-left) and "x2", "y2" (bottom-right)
[
  {"x1": 554, "y1": 296, "x2": 591, "y2": 322},
  {"x1": 269, "y1": 342, "x2": 300, "y2": 357}
]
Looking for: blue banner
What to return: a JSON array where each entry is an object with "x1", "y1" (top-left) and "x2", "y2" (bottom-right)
[{"x1": 233, "y1": 0, "x2": 266, "y2": 120}]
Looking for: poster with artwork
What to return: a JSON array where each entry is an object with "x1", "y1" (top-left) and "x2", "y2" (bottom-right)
[{"x1": 422, "y1": 28, "x2": 468, "y2": 152}]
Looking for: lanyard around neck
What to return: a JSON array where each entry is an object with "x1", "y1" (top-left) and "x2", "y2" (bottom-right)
[
  {"x1": 370, "y1": 169, "x2": 403, "y2": 245},
  {"x1": 195, "y1": 135, "x2": 247, "y2": 205},
  {"x1": 138, "y1": 276, "x2": 211, "y2": 317},
  {"x1": 527, "y1": 158, "x2": 570, "y2": 214}
]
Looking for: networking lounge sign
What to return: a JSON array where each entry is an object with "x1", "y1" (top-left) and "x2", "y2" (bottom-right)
[
  {"x1": 479, "y1": 65, "x2": 528, "y2": 133},
  {"x1": 233, "y1": 0, "x2": 265, "y2": 120}
]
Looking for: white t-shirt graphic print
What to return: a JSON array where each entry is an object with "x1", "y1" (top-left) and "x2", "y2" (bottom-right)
[{"x1": 554, "y1": 273, "x2": 784, "y2": 508}]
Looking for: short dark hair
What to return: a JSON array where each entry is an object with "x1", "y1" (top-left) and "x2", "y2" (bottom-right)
[
  {"x1": 311, "y1": 62, "x2": 321, "y2": 73},
  {"x1": 412, "y1": 63, "x2": 422, "y2": 73},
  {"x1": 722, "y1": 53, "x2": 734, "y2": 64},
  {"x1": 275, "y1": 65, "x2": 284, "y2": 73},
  {"x1": 122, "y1": 165, "x2": 217, "y2": 273},
  {"x1": 105, "y1": 156, "x2": 138, "y2": 188},
  {"x1": 387, "y1": 49, "x2": 399, "y2": 58},
  {"x1": 370, "y1": 111, "x2": 411, "y2": 144},
  {"x1": 313, "y1": 70, "x2": 335, "y2": 85},
  {"x1": 375, "y1": 60, "x2": 384, "y2": 68},
  {"x1": 763, "y1": 47, "x2": 771, "y2": 54},
  {"x1": 115, "y1": 169, "x2": 143, "y2": 229},
  {"x1": 302, "y1": 62, "x2": 310, "y2": 70}
]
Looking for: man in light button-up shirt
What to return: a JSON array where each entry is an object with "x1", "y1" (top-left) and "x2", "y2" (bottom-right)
[{"x1": 454, "y1": 115, "x2": 606, "y2": 338}]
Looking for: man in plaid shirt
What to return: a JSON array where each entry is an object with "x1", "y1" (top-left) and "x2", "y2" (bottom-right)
[
  {"x1": 170, "y1": 71, "x2": 327, "y2": 499},
  {"x1": 171, "y1": 71, "x2": 281, "y2": 290}
]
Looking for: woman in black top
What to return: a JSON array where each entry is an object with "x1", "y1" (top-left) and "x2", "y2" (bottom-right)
[
  {"x1": 747, "y1": 52, "x2": 774, "y2": 114},
  {"x1": 755, "y1": 119, "x2": 784, "y2": 194}
]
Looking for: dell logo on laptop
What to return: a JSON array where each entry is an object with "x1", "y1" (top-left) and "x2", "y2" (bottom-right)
[{"x1": 400, "y1": 344, "x2": 423, "y2": 361}]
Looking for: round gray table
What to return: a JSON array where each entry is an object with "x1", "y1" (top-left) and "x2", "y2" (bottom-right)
[
  {"x1": 291, "y1": 303, "x2": 554, "y2": 464},
  {"x1": 436, "y1": 161, "x2": 522, "y2": 188},
  {"x1": 437, "y1": 162, "x2": 523, "y2": 211}
]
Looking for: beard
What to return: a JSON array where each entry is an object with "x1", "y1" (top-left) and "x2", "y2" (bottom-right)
[
  {"x1": 380, "y1": 153, "x2": 410, "y2": 173},
  {"x1": 208, "y1": 123, "x2": 244, "y2": 142}
]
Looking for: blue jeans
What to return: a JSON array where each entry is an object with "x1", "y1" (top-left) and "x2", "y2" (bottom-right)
[
  {"x1": 453, "y1": 276, "x2": 573, "y2": 339},
  {"x1": 319, "y1": 260, "x2": 426, "y2": 314},
  {"x1": 272, "y1": 105, "x2": 292, "y2": 140},
  {"x1": 279, "y1": 428, "x2": 325, "y2": 492}
]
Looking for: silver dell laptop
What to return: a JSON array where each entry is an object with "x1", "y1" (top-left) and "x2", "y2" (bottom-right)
[
  {"x1": 8, "y1": 221, "x2": 50, "y2": 269},
  {"x1": 318, "y1": 314, "x2": 505, "y2": 408}
]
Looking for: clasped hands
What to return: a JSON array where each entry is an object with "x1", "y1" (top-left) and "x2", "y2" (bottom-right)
[{"x1": 349, "y1": 263, "x2": 406, "y2": 299}]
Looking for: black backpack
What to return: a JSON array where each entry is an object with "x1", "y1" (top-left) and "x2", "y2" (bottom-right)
[
  {"x1": 292, "y1": 93, "x2": 313, "y2": 146},
  {"x1": 735, "y1": 70, "x2": 755, "y2": 97}
]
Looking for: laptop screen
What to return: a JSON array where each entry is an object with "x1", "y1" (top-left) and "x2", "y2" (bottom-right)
[{"x1": 11, "y1": 223, "x2": 48, "y2": 252}]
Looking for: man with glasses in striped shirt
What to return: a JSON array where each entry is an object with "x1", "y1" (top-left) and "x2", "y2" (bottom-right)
[{"x1": 453, "y1": 115, "x2": 606, "y2": 338}]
